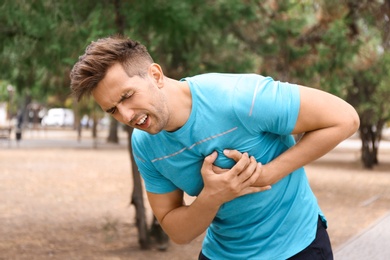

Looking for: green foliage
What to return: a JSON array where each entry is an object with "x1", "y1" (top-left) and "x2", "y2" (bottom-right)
[
  {"x1": 0, "y1": 81, "x2": 12, "y2": 102},
  {"x1": 1, "y1": 0, "x2": 102, "y2": 100},
  {"x1": 352, "y1": 52, "x2": 390, "y2": 125},
  {"x1": 1, "y1": 0, "x2": 390, "y2": 165},
  {"x1": 123, "y1": 0, "x2": 257, "y2": 77}
]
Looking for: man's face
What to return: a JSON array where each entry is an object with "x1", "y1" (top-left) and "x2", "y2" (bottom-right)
[{"x1": 92, "y1": 63, "x2": 169, "y2": 134}]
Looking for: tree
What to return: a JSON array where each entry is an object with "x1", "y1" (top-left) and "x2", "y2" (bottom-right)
[
  {"x1": 296, "y1": 0, "x2": 390, "y2": 168},
  {"x1": 2, "y1": 1, "x2": 389, "y2": 253},
  {"x1": 216, "y1": 0, "x2": 390, "y2": 168},
  {"x1": 345, "y1": 0, "x2": 390, "y2": 168}
]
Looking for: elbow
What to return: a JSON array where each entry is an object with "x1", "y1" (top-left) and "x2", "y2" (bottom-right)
[
  {"x1": 170, "y1": 237, "x2": 193, "y2": 245},
  {"x1": 352, "y1": 112, "x2": 360, "y2": 133},
  {"x1": 160, "y1": 224, "x2": 195, "y2": 245},
  {"x1": 345, "y1": 106, "x2": 360, "y2": 137},
  {"x1": 170, "y1": 235, "x2": 195, "y2": 245},
  {"x1": 158, "y1": 222, "x2": 196, "y2": 245}
]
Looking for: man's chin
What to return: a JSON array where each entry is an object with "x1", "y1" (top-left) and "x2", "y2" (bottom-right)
[{"x1": 134, "y1": 126, "x2": 160, "y2": 135}]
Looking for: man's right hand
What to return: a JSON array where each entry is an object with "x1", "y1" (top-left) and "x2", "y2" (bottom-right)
[{"x1": 200, "y1": 151, "x2": 271, "y2": 207}]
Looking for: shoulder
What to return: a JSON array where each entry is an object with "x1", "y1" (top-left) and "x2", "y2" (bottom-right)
[
  {"x1": 182, "y1": 73, "x2": 272, "y2": 97},
  {"x1": 183, "y1": 73, "x2": 266, "y2": 85}
]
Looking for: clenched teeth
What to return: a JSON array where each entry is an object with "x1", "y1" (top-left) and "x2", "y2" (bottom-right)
[{"x1": 136, "y1": 115, "x2": 148, "y2": 125}]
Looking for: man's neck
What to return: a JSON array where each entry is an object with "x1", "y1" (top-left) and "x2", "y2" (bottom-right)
[{"x1": 164, "y1": 78, "x2": 192, "y2": 132}]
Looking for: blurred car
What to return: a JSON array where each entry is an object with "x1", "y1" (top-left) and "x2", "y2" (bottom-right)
[{"x1": 41, "y1": 108, "x2": 74, "y2": 127}]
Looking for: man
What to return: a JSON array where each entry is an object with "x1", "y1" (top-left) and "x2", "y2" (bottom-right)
[{"x1": 70, "y1": 35, "x2": 359, "y2": 259}]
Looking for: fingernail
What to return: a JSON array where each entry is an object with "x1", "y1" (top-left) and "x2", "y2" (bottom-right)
[{"x1": 223, "y1": 149, "x2": 231, "y2": 155}]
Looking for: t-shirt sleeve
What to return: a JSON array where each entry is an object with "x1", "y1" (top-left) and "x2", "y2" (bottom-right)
[
  {"x1": 131, "y1": 134, "x2": 178, "y2": 194},
  {"x1": 233, "y1": 75, "x2": 300, "y2": 135}
]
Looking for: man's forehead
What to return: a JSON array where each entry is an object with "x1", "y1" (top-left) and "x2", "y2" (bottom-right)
[
  {"x1": 92, "y1": 80, "x2": 125, "y2": 111},
  {"x1": 99, "y1": 89, "x2": 128, "y2": 113}
]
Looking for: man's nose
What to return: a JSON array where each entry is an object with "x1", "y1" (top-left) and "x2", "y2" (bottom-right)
[{"x1": 116, "y1": 103, "x2": 134, "y2": 123}]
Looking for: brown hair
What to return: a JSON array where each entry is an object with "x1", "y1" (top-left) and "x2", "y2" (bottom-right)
[{"x1": 70, "y1": 35, "x2": 154, "y2": 101}]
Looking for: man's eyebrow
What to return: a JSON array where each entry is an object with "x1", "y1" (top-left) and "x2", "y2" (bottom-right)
[
  {"x1": 105, "y1": 106, "x2": 116, "y2": 114},
  {"x1": 104, "y1": 94, "x2": 128, "y2": 114}
]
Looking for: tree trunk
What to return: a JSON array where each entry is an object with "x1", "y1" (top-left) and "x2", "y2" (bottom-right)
[
  {"x1": 125, "y1": 126, "x2": 169, "y2": 250},
  {"x1": 91, "y1": 112, "x2": 98, "y2": 149},
  {"x1": 126, "y1": 126, "x2": 150, "y2": 249},
  {"x1": 107, "y1": 117, "x2": 119, "y2": 143},
  {"x1": 360, "y1": 123, "x2": 379, "y2": 168},
  {"x1": 149, "y1": 215, "x2": 169, "y2": 251}
]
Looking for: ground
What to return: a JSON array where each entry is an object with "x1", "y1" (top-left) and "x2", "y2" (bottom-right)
[{"x1": 0, "y1": 128, "x2": 389, "y2": 260}]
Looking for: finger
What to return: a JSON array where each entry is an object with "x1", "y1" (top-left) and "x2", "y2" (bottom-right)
[
  {"x1": 205, "y1": 151, "x2": 218, "y2": 163},
  {"x1": 223, "y1": 149, "x2": 243, "y2": 162},
  {"x1": 241, "y1": 162, "x2": 262, "y2": 187},
  {"x1": 237, "y1": 156, "x2": 258, "y2": 180},
  {"x1": 201, "y1": 151, "x2": 218, "y2": 173},
  {"x1": 229, "y1": 152, "x2": 250, "y2": 175},
  {"x1": 212, "y1": 165, "x2": 227, "y2": 174},
  {"x1": 239, "y1": 163, "x2": 271, "y2": 196}
]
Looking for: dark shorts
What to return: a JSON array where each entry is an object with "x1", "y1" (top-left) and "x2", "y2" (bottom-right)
[{"x1": 198, "y1": 216, "x2": 333, "y2": 260}]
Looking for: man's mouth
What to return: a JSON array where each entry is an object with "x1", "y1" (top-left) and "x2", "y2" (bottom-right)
[{"x1": 136, "y1": 115, "x2": 148, "y2": 125}]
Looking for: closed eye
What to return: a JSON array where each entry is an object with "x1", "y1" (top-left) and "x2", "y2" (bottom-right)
[
  {"x1": 106, "y1": 107, "x2": 117, "y2": 114},
  {"x1": 105, "y1": 91, "x2": 133, "y2": 115},
  {"x1": 123, "y1": 91, "x2": 133, "y2": 99}
]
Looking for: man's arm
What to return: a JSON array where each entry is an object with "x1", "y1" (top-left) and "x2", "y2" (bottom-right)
[
  {"x1": 147, "y1": 152, "x2": 270, "y2": 244},
  {"x1": 252, "y1": 85, "x2": 360, "y2": 186}
]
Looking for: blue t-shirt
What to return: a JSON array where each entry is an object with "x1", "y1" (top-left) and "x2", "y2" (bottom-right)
[{"x1": 132, "y1": 73, "x2": 324, "y2": 259}]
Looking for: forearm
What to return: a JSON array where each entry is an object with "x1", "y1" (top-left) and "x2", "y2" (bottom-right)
[
  {"x1": 158, "y1": 190, "x2": 220, "y2": 244},
  {"x1": 257, "y1": 125, "x2": 356, "y2": 186}
]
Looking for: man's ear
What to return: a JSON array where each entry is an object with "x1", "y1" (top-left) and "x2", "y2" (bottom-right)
[{"x1": 148, "y1": 63, "x2": 164, "y2": 88}]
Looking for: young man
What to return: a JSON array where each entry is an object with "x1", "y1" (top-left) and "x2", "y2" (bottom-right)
[{"x1": 70, "y1": 35, "x2": 359, "y2": 259}]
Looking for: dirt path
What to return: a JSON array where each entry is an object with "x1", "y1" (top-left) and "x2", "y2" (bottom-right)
[{"x1": 0, "y1": 130, "x2": 389, "y2": 259}]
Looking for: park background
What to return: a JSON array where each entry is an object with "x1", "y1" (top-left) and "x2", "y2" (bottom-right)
[{"x1": 1, "y1": 0, "x2": 390, "y2": 259}]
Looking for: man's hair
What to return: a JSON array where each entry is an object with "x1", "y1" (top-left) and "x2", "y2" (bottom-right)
[{"x1": 70, "y1": 35, "x2": 154, "y2": 101}]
